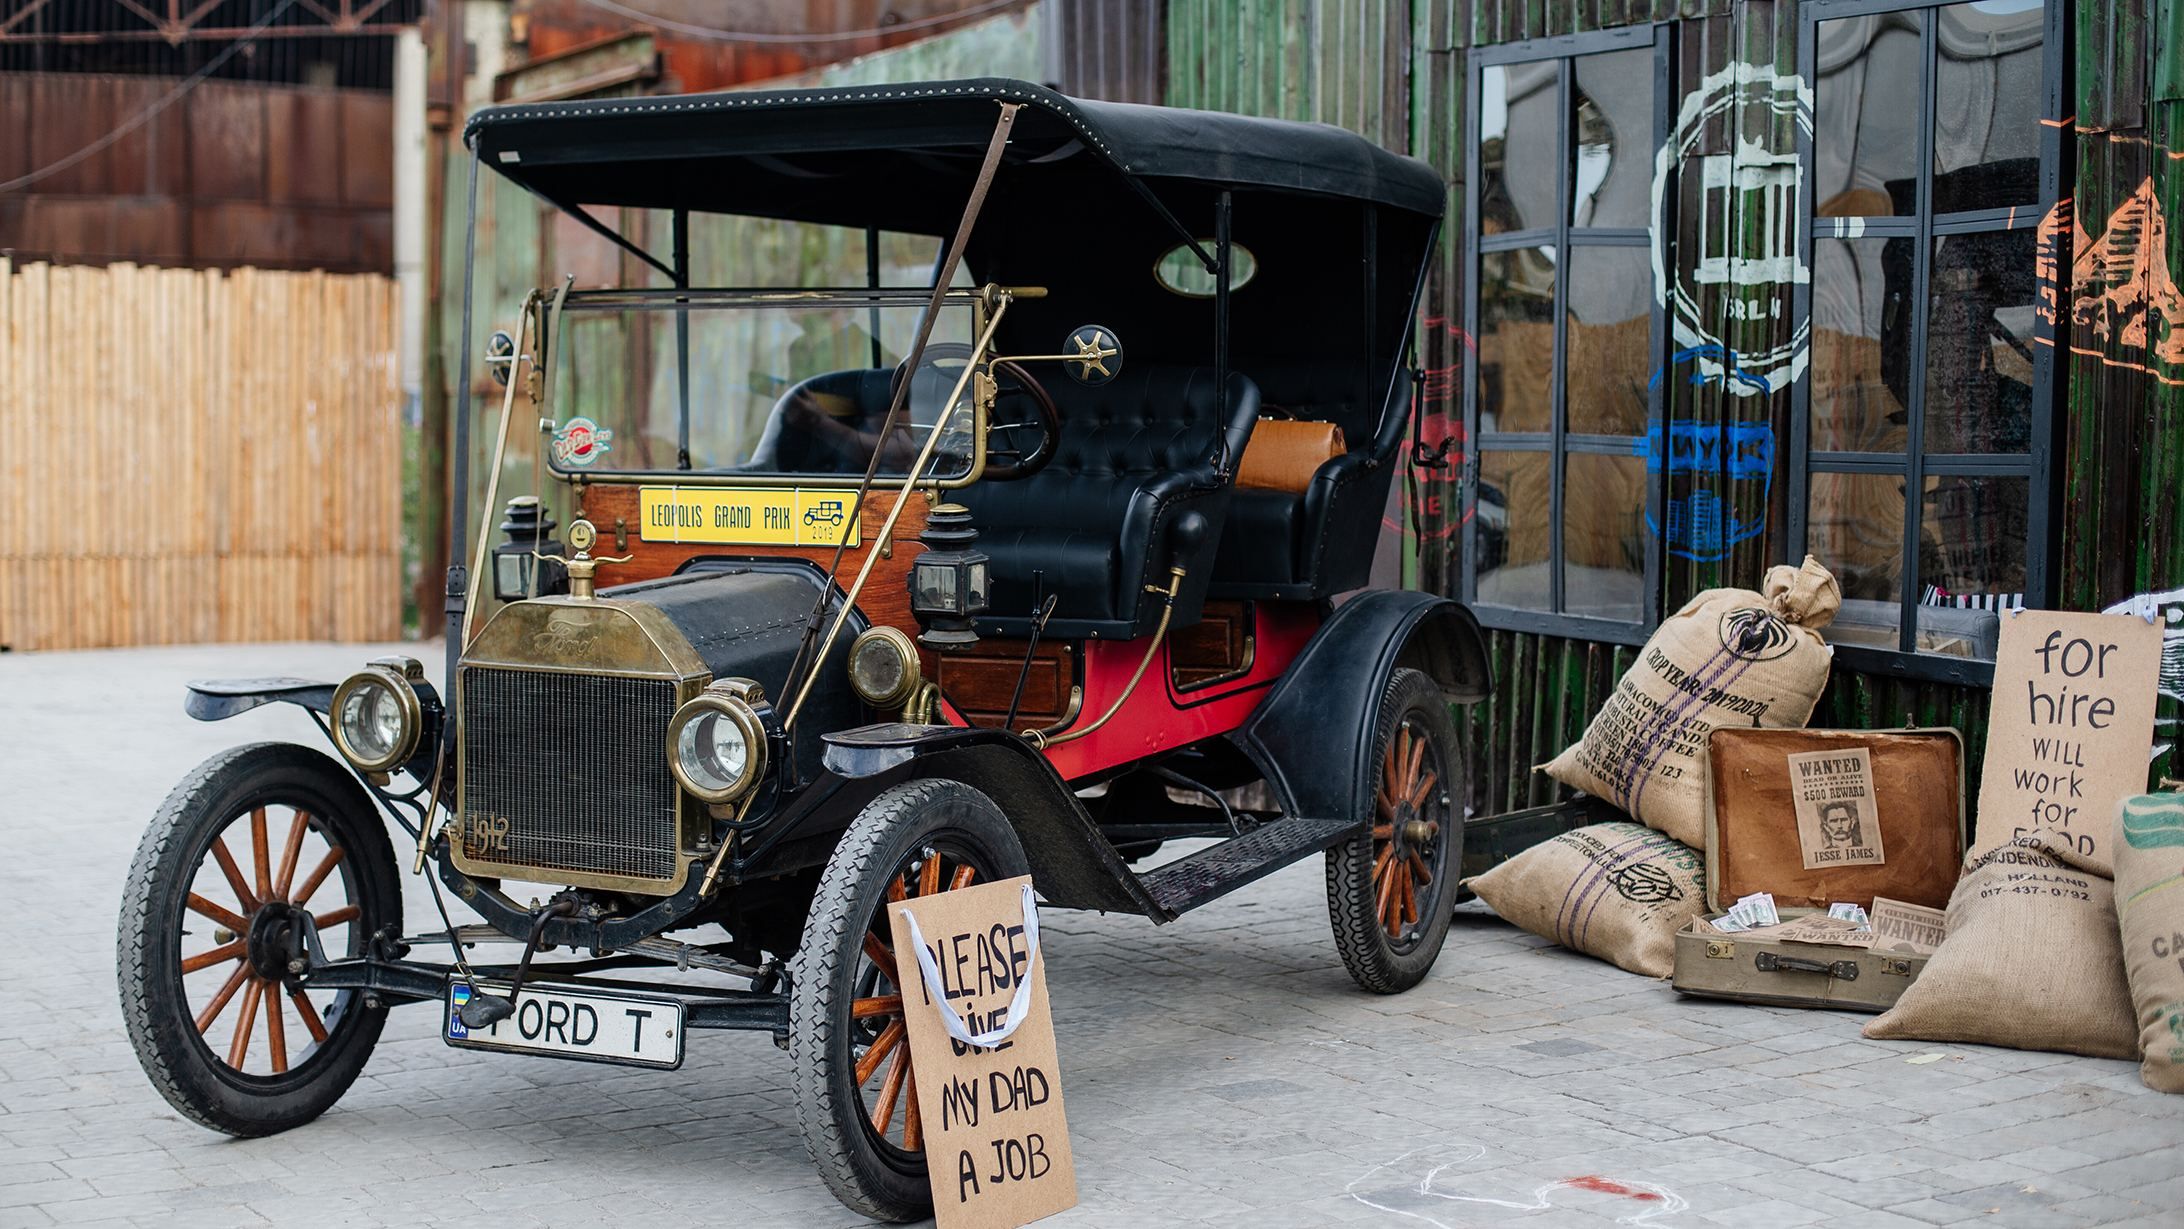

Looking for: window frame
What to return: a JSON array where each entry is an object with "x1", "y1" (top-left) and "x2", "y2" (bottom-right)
[
  {"x1": 1462, "y1": 24, "x2": 1674, "y2": 646},
  {"x1": 1790, "y1": 0, "x2": 2070, "y2": 686}
]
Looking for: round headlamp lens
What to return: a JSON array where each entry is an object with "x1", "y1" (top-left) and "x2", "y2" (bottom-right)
[
  {"x1": 338, "y1": 679, "x2": 402, "y2": 763},
  {"x1": 676, "y1": 707, "x2": 751, "y2": 797},
  {"x1": 847, "y1": 627, "x2": 921, "y2": 709},
  {"x1": 329, "y1": 667, "x2": 419, "y2": 772}
]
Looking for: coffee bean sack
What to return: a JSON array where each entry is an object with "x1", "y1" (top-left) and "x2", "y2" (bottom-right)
[
  {"x1": 1542, "y1": 557, "x2": 1840, "y2": 848},
  {"x1": 1863, "y1": 833, "x2": 2136, "y2": 1059},
  {"x1": 2114, "y1": 790, "x2": 2184, "y2": 1091},
  {"x1": 1466, "y1": 821, "x2": 1707, "y2": 978}
]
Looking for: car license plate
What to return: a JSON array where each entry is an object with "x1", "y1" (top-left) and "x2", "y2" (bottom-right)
[{"x1": 444, "y1": 981, "x2": 684, "y2": 1069}]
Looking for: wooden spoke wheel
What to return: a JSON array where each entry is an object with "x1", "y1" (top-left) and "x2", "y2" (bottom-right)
[
  {"x1": 792, "y1": 780, "x2": 1029, "y2": 1222},
  {"x1": 119, "y1": 743, "x2": 400, "y2": 1137},
  {"x1": 1327, "y1": 668, "x2": 1465, "y2": 994}
]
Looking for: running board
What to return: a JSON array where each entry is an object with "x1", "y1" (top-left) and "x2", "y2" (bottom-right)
[{"x1": 1136, "y1": 816, "x2": 1359, "y2": 917}]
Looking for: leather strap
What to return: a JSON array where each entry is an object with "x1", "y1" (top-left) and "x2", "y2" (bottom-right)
[{"x1": 780, "y1": 102, "x2": 1022, "y2": 703}]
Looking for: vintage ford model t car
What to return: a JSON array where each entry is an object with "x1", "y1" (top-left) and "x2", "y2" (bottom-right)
[{"x1": 117, "y1": 79, "x2": 1491, "y2": 1220}]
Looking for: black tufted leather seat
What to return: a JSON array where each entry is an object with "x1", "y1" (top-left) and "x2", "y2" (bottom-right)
[
  {"x1": 961, "y1": 365, "x2": 1260, "y2": 640},
  {"x1": 1207, "y1": 374, "x2": 1408, "y2": 601}
]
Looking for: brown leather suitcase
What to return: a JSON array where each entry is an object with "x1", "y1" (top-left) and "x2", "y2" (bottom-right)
[
  {"x1": 1700, "y1": 726, "x2": 1966, "y2": 913},
  {"x1": 1672, "y1": 727, "x2": 1964, "y2": 1012}
]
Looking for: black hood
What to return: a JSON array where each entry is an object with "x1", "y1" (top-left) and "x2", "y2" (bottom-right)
[{"x1": 603, "y1": 560, "x2": 867, "y2": 781}]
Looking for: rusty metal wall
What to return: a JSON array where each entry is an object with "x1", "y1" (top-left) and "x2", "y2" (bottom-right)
[
  {"x1": 513, "y1": 0, "x2": 1025, "y2": 94},
  {"x1": 1045, "y1": 0, "x2": 1165, "y2": 103},
  {"x1": 0, "y1": 74, "x2": 394, "y2": 272}
]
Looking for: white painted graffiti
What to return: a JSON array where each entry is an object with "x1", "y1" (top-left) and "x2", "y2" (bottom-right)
[
  {"x1": 1347, "y1": 1145, "x2": 1691, "y2": 1227},
  {"x1": 2102, "y1": 586, "x2": 2184, "y2": 767},
  {"x1": 1650, "y1": 62, "x2": 1814, "y2": 397}
]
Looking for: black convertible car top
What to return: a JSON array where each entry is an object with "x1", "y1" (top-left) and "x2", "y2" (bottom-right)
[{"x1": 463, "y1": 76, "x2": 1446, "y2": 227}]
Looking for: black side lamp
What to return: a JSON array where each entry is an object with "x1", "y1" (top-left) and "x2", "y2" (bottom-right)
[
  {"x1": 493, "y1": 496, "x2": 564, "y2": 601},
  {"x1": 909, "y1": 503, "x2": 988, "y2": 650}
]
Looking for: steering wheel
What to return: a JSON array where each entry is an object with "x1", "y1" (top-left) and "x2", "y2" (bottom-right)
[
  {"x1": 889, "y1": 346, "x2": 1061, "y2": 482},
  {"x1": 980, "y1": 360, "x2": 1061, "y2": 481}
]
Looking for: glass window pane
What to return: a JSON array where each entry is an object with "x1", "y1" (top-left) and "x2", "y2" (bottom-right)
[
  {"x1": 1571, "y1": 47, "x2": 1653, "y2": 229},
  {"x1": 1477, "y1": 246, "x2": 1557, "y2": 434},
  {"x1": 1810, "y1": 235, "x2": 1914, "y2": 452},
  {"x1": 1814, "y1": 11, "x2": 1925, "y2": 217},
  {"x1": 1563, "y1": 452, "x2": 1647, "y2": 621},
  {"x1": 1932, "y1": 0, "x2": 2044, "y2": 213},
  {"x1": 1924, "y1": 228, "x2": 2038, "y2": 453},
  {"x1": 1915, "y1": 474, "x2": 2027, "y2": 658},
  {"x1": 1480, "y1": 62, "x2": 1561, "y2": 235},
  {"x1": 1564, "y1": 245, "x2": 1652, "y2": 435},
  {"x1": 1808, "y1": 470, "x2": 1906, "y2": 647},
  {"x1": 1475, "y1": 450, "x2": 1551, "y2": 609}
]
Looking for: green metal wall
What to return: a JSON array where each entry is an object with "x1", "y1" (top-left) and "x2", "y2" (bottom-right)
[{"x1": 1168, "y1": 0, "x2": 2184, "y2": 818}]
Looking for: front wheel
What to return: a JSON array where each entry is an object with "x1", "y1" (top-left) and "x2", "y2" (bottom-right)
[
  {"x1": 117, "y1": 742, "x2": 401, "y2": 1136},
  {"x1": 1326, "y1": 668, "x2": 1465, "y2": 994},
  {"x1": 790, "y1": 780, "x2": 1030, "y2": 1221}
]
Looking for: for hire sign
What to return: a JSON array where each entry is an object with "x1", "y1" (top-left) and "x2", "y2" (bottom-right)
[
  {"x1": 1975, "y1": 610, "x2": 2164, "y2": 875},
  {"x1": 889, "y1": 876, "x2": 1076, "y2": 1229}
]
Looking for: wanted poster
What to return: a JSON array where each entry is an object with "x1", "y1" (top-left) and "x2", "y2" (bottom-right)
[
  {"x1": 1868, "y1": 896, "x2": 1947, "y2": 957},
  {"x1": 1786, "y1": 747, "x2": 1887, "y2": 869}
]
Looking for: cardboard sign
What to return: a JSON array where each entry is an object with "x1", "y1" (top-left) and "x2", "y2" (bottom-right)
[
  {"x1": 1975, "y1": 610, "x2": 2165, "y2": 874},
  {"x1": 1786, "y1": 746, "x2": 1887, "y2": 869},
  {"x1": 888, "y1": 876, "x2": 1076, "y2": 1229},
  {"x1": 1869, "y1": 896, "x2": 1948, "y2": 957}
]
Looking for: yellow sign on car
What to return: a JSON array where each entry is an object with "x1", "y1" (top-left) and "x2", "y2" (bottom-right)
[{"x1": 637, "y1": 487, "x2": 861, "y2": 548}]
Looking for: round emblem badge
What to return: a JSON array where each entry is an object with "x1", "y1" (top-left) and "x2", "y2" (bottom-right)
[
  {"x1": 1718, "y1": 606, "x2": 1797, "y2": 662},
  {"x1": 1608, "y1": 862, "x2": 1683, "y2": 904},
  {"x1": 551, "y1": 416, "x2": 615, "y2": 468},
  {"x1": 1650, "y1": 63, "x2": 1813, "y2": 398},
  {"x1": 1063, "y1": 324, "x2": 1122, "y2": 386}
]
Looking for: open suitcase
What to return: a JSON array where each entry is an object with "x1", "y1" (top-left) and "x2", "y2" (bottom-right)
[{"x1": 1671, "y1": 727, "x2": 1966, "y2": 1013}]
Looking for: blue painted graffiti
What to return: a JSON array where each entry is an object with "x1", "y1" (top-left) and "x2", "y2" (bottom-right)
[{"x1": 1638, "y1": 346, "x2": 1776, "y2": 563}]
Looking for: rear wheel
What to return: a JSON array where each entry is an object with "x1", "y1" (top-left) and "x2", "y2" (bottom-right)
[
  {"x1": 790, "y1": 780, "x2": 1030, "y2": 1221},
  {"x1": 117, "y1": 742, "x2": 401, "y2": 1135},
  {"x1": 1326, "y1": 668, "x2": 1463, "y2": 994}
]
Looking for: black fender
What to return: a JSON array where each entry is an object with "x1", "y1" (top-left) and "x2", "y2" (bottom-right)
[
  {"x1": 184, "y1": 677, "x2": 336, "y2": 722},
  {"x1": 1233, "y1": 591, "x2": 1492, "y2": 823},
  {"x1": 812, "y1": 724, "x2": 1167, "y2": 919},
  {"x1": 184, "y1": 675, "x2": 445, "y2": 788}
]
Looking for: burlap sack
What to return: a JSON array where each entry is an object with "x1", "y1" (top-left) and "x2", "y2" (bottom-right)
[
  {"x1": 2113, "y1": 790, "x2": 2184, "y2": 1091},
  {"x1": 1466, "y1": 821, "x2": 1706, "y2": 978},
  {"x1": 1863, "y1": 833, "x2": 2136, "y2": 1058},
  {"x1": 1542, "y1": 556, "x2": 1841, "y2": 847}
]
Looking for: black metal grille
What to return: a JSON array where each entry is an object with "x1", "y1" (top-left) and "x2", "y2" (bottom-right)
[{"x1": 460, "y1": 667, "x2": 680, "y2": 884}]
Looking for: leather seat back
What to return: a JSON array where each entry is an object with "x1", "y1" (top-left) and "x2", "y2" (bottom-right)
[{"x1": 963, "y1": 365, "x2": 1258, "y2": 638}]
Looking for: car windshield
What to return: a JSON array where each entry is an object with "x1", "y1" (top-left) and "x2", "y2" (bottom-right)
[{"x1": 546, "y1": 290, "x2": 982, "y2": 482}]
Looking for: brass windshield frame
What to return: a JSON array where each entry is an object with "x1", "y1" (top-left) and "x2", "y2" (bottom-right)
[{"x1": 536, "y1": 285, "x2": 993, "y2": 490}]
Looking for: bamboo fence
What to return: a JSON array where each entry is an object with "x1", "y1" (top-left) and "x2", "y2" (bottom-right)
[{"x1": 0, "y1": 259, "x2": 403, "y2": 651}]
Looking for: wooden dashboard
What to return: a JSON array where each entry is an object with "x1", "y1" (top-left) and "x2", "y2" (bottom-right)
[{"x1": 577, "y1": 482, "x2": 929, "y2": 631}]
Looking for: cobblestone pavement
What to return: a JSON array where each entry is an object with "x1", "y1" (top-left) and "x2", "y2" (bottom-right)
[{"x1": 6, "y1": 642, "x2": 2184, "y2": 1229}]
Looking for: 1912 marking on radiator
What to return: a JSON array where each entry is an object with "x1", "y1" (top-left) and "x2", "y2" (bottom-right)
[
  {"x1": 467, "y1": 813, "x2": 511, "y2": 854},
  {"x1": 445, "y1": 981, "x2": 685, "y2": 1069}
]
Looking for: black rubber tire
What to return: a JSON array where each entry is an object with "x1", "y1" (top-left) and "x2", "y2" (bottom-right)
[
  {"x1": 117, "y1": 741, "x2": 401, "y2": 1136},
  {"x1": 1326, "y1": 668, "x2": 1465, "y2": 994},
  {"x1": 790, "y1": 779, "x2": 1030, "y2": 1222}
]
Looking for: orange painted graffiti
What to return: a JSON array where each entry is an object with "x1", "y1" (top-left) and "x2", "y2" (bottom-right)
[{"x1": 2048, "y1": 177, "x2": 2184, "y2": 385}]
